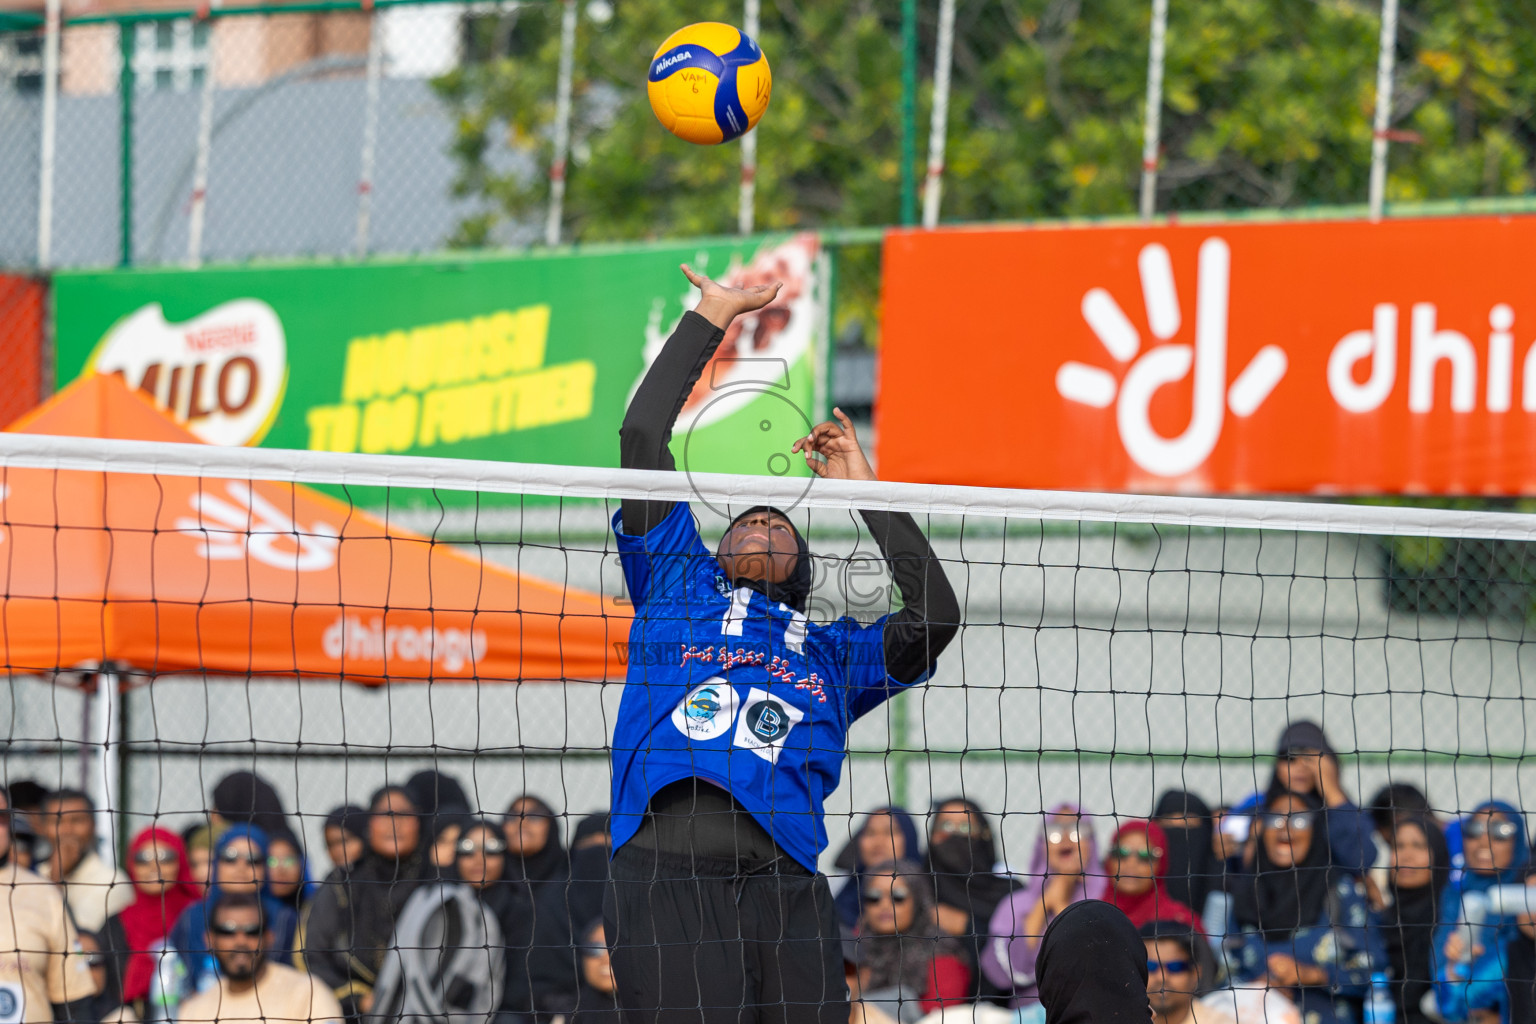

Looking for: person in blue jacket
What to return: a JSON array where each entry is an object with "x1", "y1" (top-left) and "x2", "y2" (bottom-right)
[
  {"x1": 1266, "y1": 721, "x2": 1378, "y2": 874},
  {"x1": 165, "y1": 824, "x2": 298, "y2": 1008},
  {"x1": 1432, "y1": 800, "x2": 1531, "y2": 1024},
  {"x1": 1226, "y1": 791, "x2": 1384, "y2": 1024},
  {"x1": 604, "y1": 264, "x2": 961, "y2": 1024}
]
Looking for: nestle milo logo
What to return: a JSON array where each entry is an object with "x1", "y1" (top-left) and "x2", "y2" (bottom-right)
[{"x1": 654, "y1": 49, "x2": 693, "y2": 74}]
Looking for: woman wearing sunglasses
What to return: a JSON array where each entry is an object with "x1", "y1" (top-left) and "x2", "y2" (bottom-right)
[
  {"x1": 1226, "y1": 792, "x2": 1384, "y2": 1024},
  {"x1": 1103, "y1": 821, "x2": 1203, "y2": 933},
  {"x1": 567, "y1": 919, "x2": 621, "y2": 1024},
  {"x1": 1265, "y1": 721, "x2": 1378, "y2": 874},
  {"x1": 98, "y1": 827, "x2": 201, "y2": 1018},
  {"x1": 832, "y1": 808, "x2": 920, "y2": 929},
  {"x1": 852, "y1": 861, "x2": 970, "y2": 1022},
  {"x1": 1431, "y1": 801, "x2": 1530, "y2": 1024},
  {"x1": 453, "y1": 818, "x2": 539, "y2": 1023},
  {"x1": 264, "y1": 832, "x2": 315, "y2": 912},
  {"x1": 980, "y1": 803, "x2": 1104, "y2": 1009}
]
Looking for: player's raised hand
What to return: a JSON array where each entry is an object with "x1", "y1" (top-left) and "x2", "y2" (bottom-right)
[
  {"x1": 683, "y1": 263, "x2": 782, "y2": 329},
  {"x1": 793, "y1": 407, "x2": 877, "y2": 481}
]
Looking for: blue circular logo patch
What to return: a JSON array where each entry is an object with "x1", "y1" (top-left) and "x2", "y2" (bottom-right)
[{"x1": 745, "y1": 699, "x2": 790, "y2": 743}]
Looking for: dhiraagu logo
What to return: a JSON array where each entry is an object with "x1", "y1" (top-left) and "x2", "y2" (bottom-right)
[
  {"x1": 1054, "y1": 238, "x2": 1288, "y2": 478},
  {"x1": 304, "y1": 304, "x2": 598, "y2": 454},
  {"x1": 89, "y1": 299, "x2": 288, "y2": 446}
]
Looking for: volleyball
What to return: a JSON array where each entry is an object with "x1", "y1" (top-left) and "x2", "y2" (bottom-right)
[{"x1": 647, "y1": 22, "x2": 771, "y2": 146}]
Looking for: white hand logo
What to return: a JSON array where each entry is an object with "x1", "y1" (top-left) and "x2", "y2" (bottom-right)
[
  {"x1": 174, "y1": 480, "x2": 339, "y2": 571},
  {"x1": 1055, "y1": 238, "x2": 1287, "y2": 478}
]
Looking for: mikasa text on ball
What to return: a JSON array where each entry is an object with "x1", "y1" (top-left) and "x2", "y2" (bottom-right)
[{"x1": 648, "y1": 22, "x2": 771, "y2": 145}]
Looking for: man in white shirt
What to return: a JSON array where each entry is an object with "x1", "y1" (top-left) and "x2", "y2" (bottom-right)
[
  {"x1": 36, "y1": 790, "x2": 132, "y2": 933},
  {"x1": 0, "y1": 789, "x2": 100, "y2": 1024},
  {"x1": 177, "y1": 893, "x2": 343, "y2": 1024}
]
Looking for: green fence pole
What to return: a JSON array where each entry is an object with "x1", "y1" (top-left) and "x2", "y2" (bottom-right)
[
  {"x1": 888, "y1": 690, "x2": 911, "y2": 807},
  {"x1": 118, "y1": 21, "x2": 135, "y2": 267},
  {"x1": 899, "y1": 0, "x2": 918, "y2": 226}
]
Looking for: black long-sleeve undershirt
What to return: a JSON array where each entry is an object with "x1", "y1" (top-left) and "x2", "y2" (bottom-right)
[{"x1": 618, "y1": 310, "x2": 960, "y2": 685}]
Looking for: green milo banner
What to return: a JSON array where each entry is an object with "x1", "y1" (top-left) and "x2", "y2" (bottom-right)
[{"x1": 53, "y1": 234, "x2": 828, "y2": 502}]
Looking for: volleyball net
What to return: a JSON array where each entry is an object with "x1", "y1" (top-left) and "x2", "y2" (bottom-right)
[{"x1": 4, "y1": 430, "x2": 1536, "y2": 1015}]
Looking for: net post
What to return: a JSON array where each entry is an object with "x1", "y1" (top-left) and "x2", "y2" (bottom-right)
[
  {"x1": 888, "y1": 688, "x2": 911, "y2": 809},
  {"x1": 87, "y1": 669, "x2": 124, "y2": 870}
]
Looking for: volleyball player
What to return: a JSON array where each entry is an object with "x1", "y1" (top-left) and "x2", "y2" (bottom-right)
[{"x1": 605, "y1": 264, "x2": 961, "y2": 1023}]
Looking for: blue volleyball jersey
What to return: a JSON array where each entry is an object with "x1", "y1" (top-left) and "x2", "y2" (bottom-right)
[{"x1": 610, "y1": 501, "x2": 911, "y2": 873}]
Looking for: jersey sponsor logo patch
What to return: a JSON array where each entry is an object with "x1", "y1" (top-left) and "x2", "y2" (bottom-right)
[
  {"x1": 0, "y1": 982, "x2": 22, "y2": 1024},
  {"x1": 671, "y1": 678, "x2": 738, "y2": 740},
  {"x1": 733, "y1": 686, "x2": 806, "y2": 763}
]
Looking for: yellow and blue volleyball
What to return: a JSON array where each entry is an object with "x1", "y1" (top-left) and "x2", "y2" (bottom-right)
[{"x1": 647, "y1": 22, "x2": 771, "y2": 146}]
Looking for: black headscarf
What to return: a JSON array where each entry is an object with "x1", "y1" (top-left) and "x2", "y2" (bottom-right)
[
  {"x1": 405, "y1": 770, "x2": 471, "y2": 819},
  {"x1": 1037, "y1": 900, "x2": 1150, "y2": 1024},
  {"x1": 723, "y1": 505, "x2": 813, "y2": 612},
  {"x1": 1231, "y1": 792, "x2": 1334, "y2": 938},
  {"x1": 1153, "y1": 790, "x2": 1217, "y2": 919},
  {"x1": 924, "y1": 797, "x2": 1018, "y2": 936},
  {"x1": 424, "y1": 810, "x2": 472, "y2": 880},
  {"x1": 1265, "y1": 720, "x2": 1338, "y2": 803},
  {"x1": 505, "y1": 794, "x2": 570, "y2": 884},
  {"x1": 211, "y1": 771, "x2": 292, "y2": 840},
  {"x1": 1368, "y1": 783, "x2": 1433, "y2": 836},
  {"x1": 566, "y1": 814, "x2": 612, "y2": 922},
  {"x1": 324, "y1": 804, "x2": 368, "y2": 839},
  {"x1": 1380, "y1": 815, "x2": 1450, "y2": 1024}
]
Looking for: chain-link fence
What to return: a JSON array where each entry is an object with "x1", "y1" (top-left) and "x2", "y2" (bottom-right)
[
  {"x1": 3, "y1": 0, "x2": 1535, "y2": 272},
  {"x1": 1, "y1": 0, "x2": 520, "y2": 268}
]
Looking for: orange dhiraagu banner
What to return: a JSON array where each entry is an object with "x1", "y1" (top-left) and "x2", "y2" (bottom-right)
[{"x1": 878, "y1": 214, "x2": 1536, "y2": 495}]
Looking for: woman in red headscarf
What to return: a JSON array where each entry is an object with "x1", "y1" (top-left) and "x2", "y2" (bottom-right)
[
  {"x1": 101, "y1": 826, "x2": 203, "y2": 1014},
  {"x1": 1103, "y1": 820, "x2": 1204, "y2": 931}
]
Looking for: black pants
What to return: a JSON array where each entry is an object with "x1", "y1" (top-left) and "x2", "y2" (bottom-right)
[{"x1": 604, "y1": 782, "x2": 848, "y2": 1024}]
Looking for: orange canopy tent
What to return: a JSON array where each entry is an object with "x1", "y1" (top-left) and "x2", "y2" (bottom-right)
[{"x1": 1, "y1": 375, "x2": 630, "y2": 684}]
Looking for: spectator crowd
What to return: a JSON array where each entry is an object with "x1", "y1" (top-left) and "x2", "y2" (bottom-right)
[{"x1": 3, "y1": 718, "x2": 1535, "y2": 1024}]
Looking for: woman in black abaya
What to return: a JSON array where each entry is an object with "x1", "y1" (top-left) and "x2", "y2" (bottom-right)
[
  {"x1": 1153, "y1": 790, "x2": 1218, "y2": 923},
  {"x1": 922, "y1": 797, "x2": 1017, "y2": 996},
  {"x1": 1379, "y1": 814, "x2": 1449, "y2": 1024}
]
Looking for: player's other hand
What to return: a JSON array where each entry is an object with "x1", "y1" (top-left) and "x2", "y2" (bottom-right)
[
  {"x1": 684, "y1": 263, "x2": 782, "y2": 329},
  {"x1": 794, "y1": 408, "x2": 877, "y2": 481}
]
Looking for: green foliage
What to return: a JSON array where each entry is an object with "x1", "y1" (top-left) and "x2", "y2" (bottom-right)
[{"x1": 433, "y1": 0, "x2": 1536, "y2": 339}]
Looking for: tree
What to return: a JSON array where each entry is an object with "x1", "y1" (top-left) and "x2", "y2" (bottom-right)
[{"x1": 432, "y1": 0, "x2": 1536, "y2": 335}]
